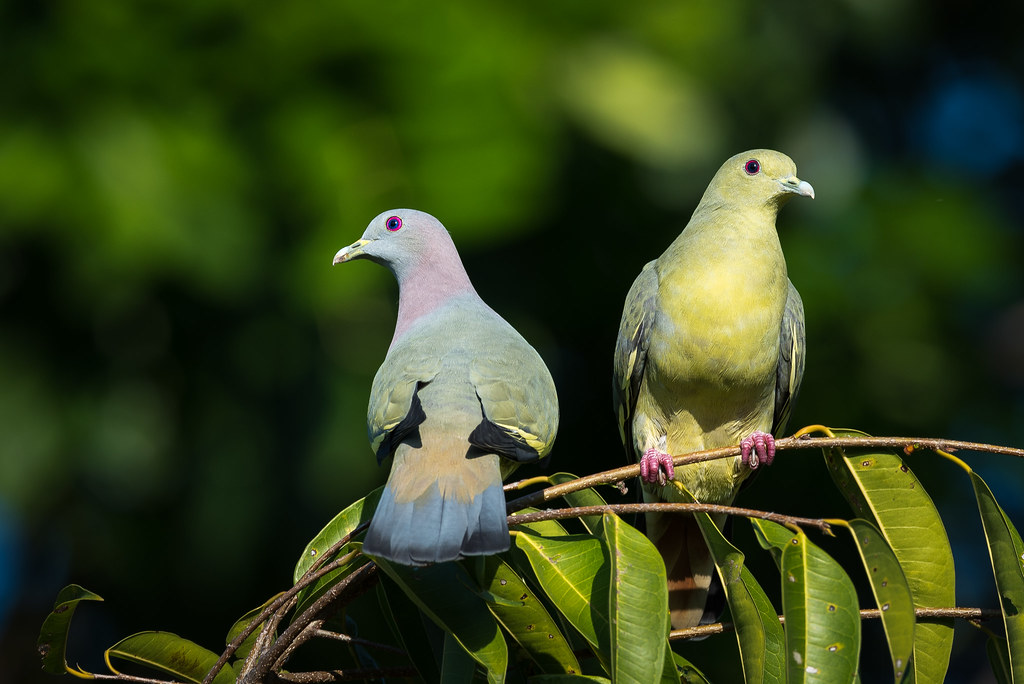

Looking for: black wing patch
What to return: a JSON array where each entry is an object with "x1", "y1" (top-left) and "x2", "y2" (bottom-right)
[
  {"x1": 468, "y1": 393, "x2": 542, "y2": 464},
  {"x1": 374, "y1": 381, "x2": 428, "y2": 465}
]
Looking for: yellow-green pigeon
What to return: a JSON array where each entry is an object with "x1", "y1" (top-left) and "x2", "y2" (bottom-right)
[
  {"x1": 333, "y1": 209, "x2": 559, "y2": 566},
  {"x1": 612, "y1": 150, "x2": 812, "y2": 628}
]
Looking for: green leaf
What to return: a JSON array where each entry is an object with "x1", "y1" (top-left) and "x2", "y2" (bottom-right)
[
  {"x1": 688, "y1": 506, "x2": 785, "y2": 684},
  {"x1": 475, "y1": 555, "x2": 581, "y2": 675},
  {"x1": 970, "y1": 470, "x2": 1024, "y2": 682},
  {"x1": 376, "y1": 577, "x2": 439, "y2": 680},
  {"x1": 224, "y1": 592, "x2": 284, "y2": 661},
  {"x1": 845, "y1": 519, "x2": 914, "y2": 682},
  {"x1": 987, "y1": 634, "x2": 1012, "y2": 684},
  {"x1": 822, "y1": 429, "x2": 954, "y2": 683},
  {"x1": 601, "y1": 512, "x2": 670, "y2": 683},
  {"x1": 778, "y1": 527, "x2": 861, "y2": 684},
  {"x1": 672, "y1": 651, "x2": 712, "y2": 683},
  {"x1": 105, "y1": 631, "x2": 236, "y2": 684},
  {"x1": 529, "y1": 676, "x2": 611, "y2": 683},
  {"x1": 441, "y1": 630, "x2": 480, "y2": 681},
  {"x1": 293, "y1": 486, "x2": 383, "y2": 582},
  {"x1": 375, "y1": 559, "x2": 508, "y2": 683},
  {"x1": 513, "y1": 529, "x2": 612, "y2": 672},
  {"x1": 37, "y1": 584, "x2": 104, "y2": 677}
]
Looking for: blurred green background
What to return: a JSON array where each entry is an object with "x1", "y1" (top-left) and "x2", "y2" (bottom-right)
[{"x1": 3, "y1": 1, "x2": 1023, "y2": 681}]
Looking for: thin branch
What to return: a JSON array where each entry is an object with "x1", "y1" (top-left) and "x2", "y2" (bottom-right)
[
  {"x1": 241, "y1": 562, "x2": 378, "y2": 684},
  {"x1": 669, "y1": 606, "x2": 1003, "y2": 641},
  {"x1": 505, "y1": 433, "x2": 1024, "y2": 513},
  {"x1": 267, "y1": 668, "x2": 418, "y2": 683},
  {"x1": 508, "y1": 503, "x2": 832, "y2": 534},
  {"x1": 313, "y1": 629, "x2": 407, "y2": 656},
  {"x1": 203, "y1": 529, "x2": 369, "y2": 684},
  {"x1": 88, "y1": 674, "x2": 189, "y2": 684}
]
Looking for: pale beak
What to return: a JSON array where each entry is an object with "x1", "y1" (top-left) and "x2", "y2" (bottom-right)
[
  {"x1": 779, "y1": 176, "x2": 815, "y2": 199},
  {"x1": 333, "y1": 239, "x2": 372, "y2": 265}
]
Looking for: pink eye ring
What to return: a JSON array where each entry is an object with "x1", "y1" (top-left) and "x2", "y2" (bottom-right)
[
  {"x1": 744, "y1": 159, "x2": 760, "y2": 175},
  {"x1": 385, "y1": 216, "x2": 402, "y2": 231}
]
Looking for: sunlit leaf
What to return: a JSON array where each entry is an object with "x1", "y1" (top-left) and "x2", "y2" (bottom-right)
[
  {"x1": 685, "y1": 492, "x2": 784, "y2": 684},
  {"x1": 514, "y1": 529, "x2": 611, "y2": 672},
  {"x1": 105, "y1": 631, "x2": 235, "y2": 684},
  {"x1": 602, "y1": 512, "x2": 670, "y2": 683},
  {"x1": 822, "y1": 429, "x2": 954, "y2": 682},
  {"x1": 844, "y1": 519, "x2": 914, "y2": 682},
  {"x1": 475, "y1": 555, "x2": 581, "y2": 675},
  {"x1": 970, "y1": 470, "x2": 1024, "y2": 682},
  {"x1": 375, "y1": 559, "x2": 507, "y2": 683},
  {"x1": 772, "y1": 524, "x2": 861, "y2": 684},
  {"x1": 37, "y1": 584, "x2": 104, "y2": 677}
]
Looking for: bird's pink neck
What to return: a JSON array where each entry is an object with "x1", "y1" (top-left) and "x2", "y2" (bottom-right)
[{"x1": 391, "y1": 257, "x2": 476, "y2": 346}]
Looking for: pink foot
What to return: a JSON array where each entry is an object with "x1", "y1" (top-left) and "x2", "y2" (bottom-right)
[
  {"x1": 740, "y1": 431, "x2": 775, "y2": 469},
  {"x1": 640, "y1": 448, "x2": 674, "y2": 485}
]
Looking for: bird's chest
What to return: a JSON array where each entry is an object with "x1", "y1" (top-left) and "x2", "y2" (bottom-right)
[{"x1": 647, "y1": 259, "x2": 785, "y2": 396}]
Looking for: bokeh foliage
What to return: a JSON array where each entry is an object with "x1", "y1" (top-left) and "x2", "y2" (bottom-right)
[{"x1": 3, "y1": 1, "x2": 1024, "y2": 681}]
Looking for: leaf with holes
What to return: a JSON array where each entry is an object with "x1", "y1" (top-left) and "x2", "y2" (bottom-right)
[
  {"x1": 37, "y1": 584, "x2": 104, "y2": 677},
  {"x1": 822, "y1": 428, "x2": 954, "y2": 683},
  {"x1": 514, "y1": 529, "x2": 612, "y2": 673},
  {"x1": 777, "y1": 526, "x2": 861, "y2": 684},
  {"x1": 475, "y1": 554, "x2": 581, "y2": 675}
]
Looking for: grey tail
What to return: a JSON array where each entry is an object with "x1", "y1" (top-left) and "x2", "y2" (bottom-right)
[{"x1": 363, "y1": 481, "x2": 509, "y2": 566}]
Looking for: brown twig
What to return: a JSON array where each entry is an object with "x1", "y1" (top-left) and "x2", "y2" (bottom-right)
[
  {"x1": 669, "y1": 606, "x2": 1002, "y2": 641},
  {"x1": 508, "y1": 503, "x2": 832, "y2": 534},
  {"x1": 240, "y1": 562, "x2": 378, "y2": 684},
  {"x1": 505, "y1": 434, "x2": 1024, "y2": 513},
  {"x1": 203, "y1": 524, "x2": 369, "y2": 684}
]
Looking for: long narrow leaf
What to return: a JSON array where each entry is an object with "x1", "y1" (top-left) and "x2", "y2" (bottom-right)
[
  {"x1": 602, "y1": 512, "x2": 671, "y2": 683},
  {"x1": 376, "y1": 577, "x2": 439, "y2": 680},
  {"x1": 514, "y1": 529, "x2": 612, "y2": 673},
  {"x1": 37, "y1": 584, "x2": 104, "y2": 677},
  {"x1": 105, "y1": 631, "x2": 236, "y2": 684},
  {"x1": 822, "y1": 428, "x2": 954, "y2": 683},
  {"x1": 845, "y1": 519, "x2": 915, "y2": 681},
  {"x1": 777, "y1": 526, "x2": 861, "y2": 684},
  {"x1": 375, "y1": 559, "x2": 508, "y2": 683},
  {"x1": 971, "y1": 470, "x2": 1024, "y2": 682},
  {"x1": 476, "y1": 554, "x2": 581, "y2": 675},
  {"x1": 684, "y1": 493, "x2": 784, "y2": 684}
]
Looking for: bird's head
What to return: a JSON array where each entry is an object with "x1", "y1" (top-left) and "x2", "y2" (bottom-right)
[
  {"x1": 333, "y1": 209, "x2": 457, "y2": 279},
  {"x1": 711, "y1": 149, "x2": 815, "y2": 209}
]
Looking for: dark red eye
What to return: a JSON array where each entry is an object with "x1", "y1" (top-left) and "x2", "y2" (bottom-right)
[
  {"x1": 385, "y1": 216, "x2": 402, "y2": 231},
  {"x1": 744, "y1": 159, "x2": 760, "y2": 175}
]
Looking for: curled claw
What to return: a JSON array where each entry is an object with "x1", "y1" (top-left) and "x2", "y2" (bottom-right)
[
  {"x1": 640, "y1": 448, "x2": 674, "y2": 485},
  {"x1": 740, "y1": 431, "x2": 776, "y2": 469}
]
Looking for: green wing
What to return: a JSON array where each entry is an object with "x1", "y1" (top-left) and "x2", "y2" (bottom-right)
[
  {"x1": 469, "y1": 346, "x2": 558, "y2": 463},
  {"x1": 612, "y1": 260, "x2": 658, "y2": 462},
  {"x1": 773, "y1": 280, "x2": 806, "y2": 436},
  {"x1": 367, "y1": 353, "x2": 441, "y2": 463}
]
